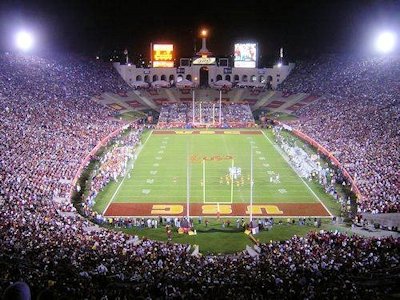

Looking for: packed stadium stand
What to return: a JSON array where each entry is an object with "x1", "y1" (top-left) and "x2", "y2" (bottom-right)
[
  {"x1": 0, "y1": 52, "x2": 399, "y2": 298},
  {"x1": 278, "y1": 54, "x2": 400, "y2": 214},
  {"x1": 157, "y1": 102, "x2": 255, "y2": 128}
]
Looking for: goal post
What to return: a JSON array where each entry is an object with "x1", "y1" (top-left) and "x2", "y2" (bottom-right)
[{"x1": 192, "y1": 101, "x2": 221, "y2": 127}]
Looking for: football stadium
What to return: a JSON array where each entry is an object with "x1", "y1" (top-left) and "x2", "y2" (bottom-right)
[{"x1": 0, "y1": 1, "x2": 399, "y2": 299}]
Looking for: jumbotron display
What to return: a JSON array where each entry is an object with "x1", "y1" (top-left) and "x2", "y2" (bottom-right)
[
  {"x1": 152, "y1": 44, "x2": 174, "y2": 68},
  {"x1": 234, "y1": 43, "x2": 257, "y2": 68}
]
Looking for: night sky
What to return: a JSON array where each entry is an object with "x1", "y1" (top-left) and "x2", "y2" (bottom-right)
[{"x1": 0, "y1": 0, "x2": 399, "y2": 64}]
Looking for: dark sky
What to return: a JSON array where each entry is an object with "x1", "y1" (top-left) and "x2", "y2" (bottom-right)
[{"x1": 0, "y1": 0, "x2": 399, "y2": 63}]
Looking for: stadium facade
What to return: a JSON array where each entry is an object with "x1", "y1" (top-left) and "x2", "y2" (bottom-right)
[
  {"x1": 113, "y1": 36, "x2": 294, "y2": 89},
  {"x1": 114, "y1": 61, "x2": 294, "y2": 89}
]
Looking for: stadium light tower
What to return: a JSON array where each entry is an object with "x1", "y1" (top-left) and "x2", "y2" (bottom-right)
[
  {"x1": 15, "y1": 31, "x2": 34, "y2": 51},
  {"x1": 375, "y1": 31, "x2": 396, "y2": 54}
]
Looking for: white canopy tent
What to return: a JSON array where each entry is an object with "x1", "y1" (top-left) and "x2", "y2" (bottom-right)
[
  {"x1": 130, "y1": 81, "x2": 149, "y2": 88},
  {"x1": 212, "y1": 80, "x2": 233, "y2": 88},
  {"x1": 176, "y1": 79, "x2": 194, "y2": 88},
  {"x1": 151, "y1": 80, "x2": 170, "y2": 88}
]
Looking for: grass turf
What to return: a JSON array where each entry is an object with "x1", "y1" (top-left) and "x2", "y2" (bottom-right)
[
  {"x1": 94, "y1": 129, "x2": 339, "y2": 214},
  {"x1": 112, "y1": 218, "x2": 336, "y2": 255},
  {"x1": 90, "y1": 129, "x2": 341, "y2": 253}
]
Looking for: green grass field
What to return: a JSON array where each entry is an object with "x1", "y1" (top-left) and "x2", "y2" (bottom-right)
[
  {"x1": 93, "y1": 129, "x2": 338, "y2": 218},
  {"x1": 114, "y1": 218, "x2": 343, "y2": 254},
  {"x1": 89, "y1": 128, "x2": 343, "y2": 254}
]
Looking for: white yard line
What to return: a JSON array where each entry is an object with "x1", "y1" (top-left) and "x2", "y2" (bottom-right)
[
  {"x1": 102, "y1": 130, "x2": 154, "y2": 215},
  {"x1": 260, "y1": 130, "x2": 333, "y2": 217}
]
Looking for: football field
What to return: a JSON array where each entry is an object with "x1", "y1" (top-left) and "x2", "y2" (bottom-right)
[{"x1": 97, "y1": 129, "x2": 332, "y2": 218}]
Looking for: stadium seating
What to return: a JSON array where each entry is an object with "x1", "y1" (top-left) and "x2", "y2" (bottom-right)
[
  {"x1": 157, "y1": 102, "x2": 255, "y2": 128},
  {"x1": 0, "y1": 52, "x2": 399, "y2": 298},
  {"x1": 279, "y1": 54, "x2": 400, "y2": 213}
]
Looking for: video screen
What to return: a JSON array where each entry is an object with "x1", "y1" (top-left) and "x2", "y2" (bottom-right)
[{"x1": 234, "y1": 43, "x2": 257, "y2": 68}]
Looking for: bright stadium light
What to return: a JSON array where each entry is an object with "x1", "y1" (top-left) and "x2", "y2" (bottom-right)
[
  {"x1": 375, "y1": 31, "x2": 396, "y2": 53},
  {"x1": 15, "y1": 31, "x2": 34, "y2": 51}
]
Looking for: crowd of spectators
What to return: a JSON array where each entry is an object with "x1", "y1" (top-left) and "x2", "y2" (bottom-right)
[
  {"x1": 82, "y1": 127, "x2": 142, "y2": 217},
  {"x1": 0, "y1": 52, "x2": 399, "y2": 298},
  {"x1": 278, "y1": 54, "x2": 400, "y2": 213},
  {"x1": 157, "y1": 102, "x2": 255, "y2": 128},
  {"x1": 0, "y1": 52, "x2": 129, "y2": 99},
  {"x1": 274, "y1": 127, "x2": 354, "y2": 214},
  {"x1": 158, "y1": 103, "x2": 188, "y2": 125},
  {"x1": 278, "y1": 54, "x2": 400, "y2": 99}
]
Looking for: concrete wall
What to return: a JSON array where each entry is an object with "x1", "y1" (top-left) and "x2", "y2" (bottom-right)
[{"x1": 114, "y1": 62, "x2": 294, "y2": 89}]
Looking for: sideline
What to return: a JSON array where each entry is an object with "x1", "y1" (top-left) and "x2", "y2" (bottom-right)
[
  {"x1": 260, "y1": 130, "x2": 333, "y2": 217},
  {"x1": 102, "y1": 130, "x2": 154, "y2": 215}
]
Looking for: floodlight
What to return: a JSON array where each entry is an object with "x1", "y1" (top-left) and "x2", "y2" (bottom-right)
[
  {"x1": 201, "y1": 29, "x2": 207, "y2": 37},
  {"x1": 15, "y1": 31, "x2": 34, "y2": 51},
  {"x1": 277, "y1": 62, "x2": 282, "y2": 68},
  {"x1": 375, "y1": 31, "x2": 396, "y2": 53}
]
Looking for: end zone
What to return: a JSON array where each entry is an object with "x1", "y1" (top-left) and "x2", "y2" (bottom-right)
[{"x1": 104, "y1": 202, "x2": 331, "y2": 217}]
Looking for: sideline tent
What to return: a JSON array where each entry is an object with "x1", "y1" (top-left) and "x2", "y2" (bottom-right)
[{"x1": 151, "y1": 80, "x2": 170, "y2": 88}]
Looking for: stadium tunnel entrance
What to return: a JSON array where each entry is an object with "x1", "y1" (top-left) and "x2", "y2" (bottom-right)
[{"x1": 200, "y1": 66, "x2": 209, "y2": 87}]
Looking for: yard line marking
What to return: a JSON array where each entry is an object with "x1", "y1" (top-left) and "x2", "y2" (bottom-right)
[
  {"x1": 260, "y1": 130, "x2": 333, "y2": 217},
  {"x1": 102, "y1": 130, "x2": 154, "y2": 215}
]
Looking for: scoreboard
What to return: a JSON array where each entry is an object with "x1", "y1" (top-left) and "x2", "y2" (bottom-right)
[{"x1": 152, "y1": 44, "x2": 174, "y2": 68}]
